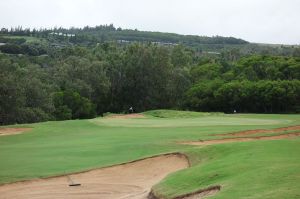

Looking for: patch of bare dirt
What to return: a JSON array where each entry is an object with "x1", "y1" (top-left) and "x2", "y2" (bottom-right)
[
  {"x1": 0, "y1": 154, "x2": 189, "y2": 199},
  {"x1": 107, "y1": 113, "x2": 145, "y2": 119},
  {"x1": 0, "y1": 128, "x2": 32, "y2": 136},
  {"x1": 181, "y1": 132, "x2": 300, "y2": 146},
  {"x1": 216, "y1": 125, "x2": 300, "y2": 137},
  {"x1": 149, "y1": 185, "x2": 220, "y2": 199}
]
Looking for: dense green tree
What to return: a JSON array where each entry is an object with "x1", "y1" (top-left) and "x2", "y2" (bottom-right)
[
  {"x1": 1, "y1": 34, "x2": 300, "y2": 125},
  {"x1": 53, "y1": 91, "x2": 96, "y2": 120},
  {"x1": 120, "y1": 44, "x2": 172, "y2": 111},
  {"x1": 185, "y1": 80, "x2": 300, "y2": 113}
]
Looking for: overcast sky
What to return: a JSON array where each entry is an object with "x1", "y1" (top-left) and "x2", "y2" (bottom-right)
[{"x1": 1, "y1": 0, "x2": 299, "y2": 44}]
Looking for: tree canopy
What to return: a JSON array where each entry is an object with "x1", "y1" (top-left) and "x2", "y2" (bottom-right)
[{"x1": 0, "y1": 26, "x2": 300, "y2": 124}]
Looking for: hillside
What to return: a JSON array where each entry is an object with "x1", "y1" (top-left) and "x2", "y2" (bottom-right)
[
  {"x1": 1, "y1": 25, "x2": 299, "y2": 56},
  {"x1": 0, "y1": 25, "x2": 300, "y2": 125},
  {"x1": 1, "y1": 24, "x2": 248, "y2": 45}
]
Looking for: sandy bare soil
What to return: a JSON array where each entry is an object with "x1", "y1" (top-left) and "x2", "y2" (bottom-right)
[
  {"x1": 107, "y1": 114, "x2": 145, "y2": 119},
  {"x1": 216, "y1": 125, "x2": 300, "y2": 136},
  {"x1": 0, "y1": 128, "x2": 32, "y2": 136},
  {"x1": 181, "y1": 132, "x2": 300, "y2": 146},
  {"x1": 166, "y1": 185, "x2": 221, "y2": 199},
  {"x1": 180, "y1": 189, "x2": 219, "y2": 199},
  {"x1": 0, "y1": 154, "x2": 188, "y2": 199}
]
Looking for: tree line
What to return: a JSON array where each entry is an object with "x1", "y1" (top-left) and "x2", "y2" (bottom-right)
[
  {"x1": 0, "y1": 24, "x2": 248, "y2": 45},
  {"x1": 2, "y1": 25, "x2": 299, "y2": 58},
  {"x1": 0, "y1": 40, "x2": 300, "y2": 125}
]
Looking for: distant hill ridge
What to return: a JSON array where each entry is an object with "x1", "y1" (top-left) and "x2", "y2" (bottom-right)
[
  {"x1": 1, "y1": 24, "x2": 248, "y2": 46},
  {"x1": 51, "y1": 24, "x2": 249, "y2": 45},
  {"x1": 2, "y1": 24, "x2": 299, "y2": 56}
]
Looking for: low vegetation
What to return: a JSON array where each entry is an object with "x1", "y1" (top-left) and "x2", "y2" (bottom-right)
[{"x1": 143, "y1": 110, "x2": 220, "y2": 118}]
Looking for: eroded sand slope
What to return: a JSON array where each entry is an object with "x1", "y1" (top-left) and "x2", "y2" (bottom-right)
[{"x1": 0, "y1": 128, "x2": 32, "y2": 136}]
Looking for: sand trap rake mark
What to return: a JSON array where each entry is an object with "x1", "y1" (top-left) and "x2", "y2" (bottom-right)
[{"x1": 67, "y1": 175, "x2": 81, "y2": 186}]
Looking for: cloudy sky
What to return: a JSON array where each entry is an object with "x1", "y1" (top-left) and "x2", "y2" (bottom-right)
[{"x1": 1, "y1": 0, "x2": 299, "y2": 44}]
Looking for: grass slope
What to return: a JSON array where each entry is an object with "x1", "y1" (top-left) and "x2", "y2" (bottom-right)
[
  {"x1": 154, "y1": 140, "x2": 300, "y2": 199},
  {"x1": 0, "y1": 110, "x2": 299, "y2": 198}
]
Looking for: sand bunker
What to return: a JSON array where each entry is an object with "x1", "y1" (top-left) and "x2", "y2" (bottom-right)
[
  {"x1": 0, "y1": 154, "x2": 188, "y2": 199},
  {"x1": 0, "y1": 128, "x2": 32, "y2": 136},
  {"x1": 107, "y1": 113, "x2": 145, "y2": 119},
  {"x1": 216, "y1": 125, "x2": 300, "y2": 137},
  {"x1": 181, "y1": 132, "x2": 300, "y2": 146}
]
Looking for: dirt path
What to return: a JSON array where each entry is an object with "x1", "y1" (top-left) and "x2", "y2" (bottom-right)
[
  {"x1": 0, "y1": 128, "x2": 32, "y2": 136},
  {"x1": 181, "y1": 132, "x2": 300, "y2": 146},
  {"x1": 216, "y1": 125, "x2": 300, "y2": 137},
  {"x1": 0, "y1": 154, "x2": 188, "y2": 199}
]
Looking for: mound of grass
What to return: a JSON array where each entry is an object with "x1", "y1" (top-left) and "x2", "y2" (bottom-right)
[
  {"x1": 143, "y1": 109, "x2": 223, "y2": 118},
  {"x1": 153, "y1": 139, "x2": 300, "y2": 199}
]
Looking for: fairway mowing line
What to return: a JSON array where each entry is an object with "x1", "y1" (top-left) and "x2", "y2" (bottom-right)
[
  {"x1": 0, "y1": 128, "x2": 32, "y2": 136},
  {"x1": 106, "y1": 113, "x2": 145, "y2": 119},
  {"x1": 0, "y1": 153, "x2": 189, "y2": 199},
  {"x1": 215, "y1": 125, "x2": 300, "y2": 137},
  {"x1": 180, "y1": 132, "x2": 300, "y2": 146}
]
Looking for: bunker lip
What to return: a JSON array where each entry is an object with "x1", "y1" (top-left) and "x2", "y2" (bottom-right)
[
  {"x1": 149, "y1": 185, "x2": 221, "y2": 199},
  {"x1": 180, "y1": 132, "x2": 300, "y2": 146},
  {"x1": 0, "y1": 153, "x2": 189, "y2": 199},
  {"x1": 173, "y1": 185, "x2": 220, "y2": 199},
  {"x1": 215, "y1": 125, "x2": 300, "y2": 137},
  {"x1": 0, "y1": 128, "x2": 32, "y2": 136}
]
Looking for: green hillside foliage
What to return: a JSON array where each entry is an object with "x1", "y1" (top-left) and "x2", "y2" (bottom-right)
[{"x1": 0, "y1": 26, "x2": 300, "y2": 124}]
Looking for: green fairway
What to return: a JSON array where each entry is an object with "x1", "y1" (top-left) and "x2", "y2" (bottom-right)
[
  {"x1": 92, "y1": 115, "x2": 292, "y2": 128},
  {"x1": 0, "y1": 110, "x2": 300, "y2": 198}
]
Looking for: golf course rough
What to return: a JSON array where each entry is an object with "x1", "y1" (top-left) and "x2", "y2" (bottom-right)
[{"x1": 0, "y1": 110, "x2": 299, "y2": 199}]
